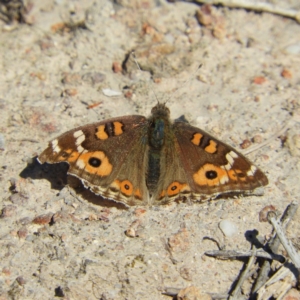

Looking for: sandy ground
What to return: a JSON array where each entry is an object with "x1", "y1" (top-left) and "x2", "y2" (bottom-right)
[{"x1": 1, "y1": 0, "x2": 300, "y2": 299}]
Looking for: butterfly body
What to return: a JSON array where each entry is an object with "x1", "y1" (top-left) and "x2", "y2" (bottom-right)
[{"x1": 38, "y1": 103, "x2": 268, "y2": 206}]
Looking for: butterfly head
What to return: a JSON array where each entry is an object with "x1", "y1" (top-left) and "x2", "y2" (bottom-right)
[{"x1": 151, "y1": 102, "x2": 170, "y2": 119}]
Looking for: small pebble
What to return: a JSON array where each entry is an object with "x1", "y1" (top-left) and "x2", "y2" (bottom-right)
[
  {"x1": 17, "y1": 227, "x2": 28, "y2": 239},
  {"x1": 252, "y1": 135, "x2": 262, "y2": 143},
  {"x1": 240, "y1": 139, "x2": 252, "y2": 149},
  {"x1": 219, "y1": 219, "x2": 237, "y2": 237},
  {"x1": 281, "y1": 69, "x2": 292, "y2": 79},
  {"x1": 253, "y1": 76, "x2": 267, "y2": 84},
  {"x1": 285, "y1": 43, "x2": 300, "y2": 54},
  {"x1": 1, "y1": 205, "x2": 17, "y2": 218},
  {"x1": 134, "y1": 208, "x2": 147, "y2": 217},
  {"x1": 63, "y1": 88, "x2": 78, "y2": 96},
  {"x1": 32, "y1": 213, "x2": 53, "y2": 225},
  {"x1": 112, "y1": 62, "x2": 122, "y2": 73},
  {"x1": 125, "y1": 228, "x2": 136, "y2": 238},
  {"x1": 259, "y1": 205, "x2": 276, "y2": 222},
  {"x1": 2, "y1": 268, "x2": 11, "y2": 276},
  {"x1": 0, "y1": 134, "x2": 5, "y2": 150},
  {"x1": 16, "y1": 276, "x2": 26, "y2": 286},
  {"x1": 61, "y1": 72, "x2": 81, "y2": 84},
  {"x1": 102, "y1": 88, "x2": 122, "y2": 97}
]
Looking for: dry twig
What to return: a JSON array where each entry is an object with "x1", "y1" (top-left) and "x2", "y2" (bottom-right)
[
  {"x1": 205, "y1": 249, "x2": 285, "y2": 262},
  {"x1": 163, "y1": 287, "x2": 228, "y2": 299},
  {"x1": 229, "y1": 249, "x2": 256, "y2": 299},
  {"x1": 267, "y1": 209, "x2": 300, "y2": 269},
  {"x1": 253, "y1": 201, "x2": 299, "y2": 292},
  {"x1": 243, "y1": 119, "x2": 292, "y2": 155},
  {"x1": 204, "y1": 201, "x2": 299, "y2": 298},
  {"x1": 193, "y1": 0, "x2": 300, "y2": 23},
  {"x1": 256, "y1": 262, "x2": 297, "y2": 300}
]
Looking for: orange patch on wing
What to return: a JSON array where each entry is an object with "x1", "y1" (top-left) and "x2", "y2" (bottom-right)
[
  {"x1": 167, "y1": 182, "x2": 189, "y2": 196},
  {"x1": 95, "y1": 125, "x2": 108, "y2": 140},
  {"x1": 159, "y1": 190, "x2": 166, "y2": 199},
  {"x1": 191, "y1": 133, "x2": 203, "y2": 146},
  {"x1": 228, "y1": 169, "x2": 247, "y2": 182},
  {"x1": 113, "y1": 180, "x2": 143, "y2": 199},
  {"x1": 55, "y1": 149, "x2": 80, "y2": 162},
  {"x1": 114, "y1": 179, "x2": 135, "y2": 196},
  {"x1": 66, "y1": 150, "x2": 80, "y2": 162},
  {"x1": 77, "y1": 151, "x2": 112, "y2": 176},
  {"x1": 56, "y1": 149, "x2": 72, "y2": 161},
  {"x1": 134, "y1": 189, "x2": 142, "y2": 200},
  {"x1": 204, "y1": 140, "x2": 217, "y2": 154},
  {"x1": 120, "y1": 180, "x2": 133, "y2": 196},
  {"x1": 193, "y1": 163, "x2": 229, "y2": 187},
  {"x1": 113, "y1": 121, "x2": 124, "y2": 136},
  {"x1": 160, "y1": 182, "x2": 190, "y2": 198}
]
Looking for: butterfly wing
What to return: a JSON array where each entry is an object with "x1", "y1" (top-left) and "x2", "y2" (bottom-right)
[
  {"x1": 38, "y1": 115, "x2": 149, "y2": 206},
  {"x1": 152, "y1": 120, "x2": 268, "y2": 205}
]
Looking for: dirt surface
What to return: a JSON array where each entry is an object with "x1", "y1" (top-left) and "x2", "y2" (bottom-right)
[{"x1": 1, "y1": 0, "x2": 300, "y2": 299}]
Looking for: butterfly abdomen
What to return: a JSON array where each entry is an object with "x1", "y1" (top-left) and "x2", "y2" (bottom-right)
[{"x1": 147, "y1": 116, "x2": 167, "y2": 194}]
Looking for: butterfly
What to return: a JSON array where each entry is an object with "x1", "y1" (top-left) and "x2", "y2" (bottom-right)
[{"x1": 38, "y1": 102, "x2": 268, "y2": 206}]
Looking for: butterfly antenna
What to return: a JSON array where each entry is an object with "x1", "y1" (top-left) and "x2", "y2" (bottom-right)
[
  {"x1": 176, "y1": 63, "x2": 203, "y2": 92},
  {"x1": 163, "y1": 63, "x2": 203, "y2": 106},
  {"x1": 131, "y1": 51, "x2": 160, "y2": 104},
  {"x1": 185, "y1": 64, "x2": 202, "y2": 86}
]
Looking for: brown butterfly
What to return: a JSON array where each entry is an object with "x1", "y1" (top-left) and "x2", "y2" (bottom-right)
[{"x1": 38, "y1": 103, "x2": 268, "y2": 206}]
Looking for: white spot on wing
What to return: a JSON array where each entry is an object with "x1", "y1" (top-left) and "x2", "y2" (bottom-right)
[
  {"x1": 247, "y1": 165, "x2": 257, "y2": 176},
  {"x1": 230, "y1": 151, "x2": 238, "y2": 158},
  {"x1": 51, "y1": 139, "x2": 61, "y2": 153},
  {"x1": 76, "y1": 159, "x2": 86, "y2": 169},
  {"x1": 54, "y1": 145, "x2": 61, "y2": 153},
  {"x1": 220, "y1": 175, "x2": 229, "y2": 184},
  {"x1": 74, "y1": 130, "x2": 86, "y2": 150},
  {"x1": 74, "y1": 130, "x2": 84, "y2": 138},
  {"x1": 51, "y1": 139, "x2": 58, "y2": 148},
  {"x1": 221, "y1": 163, "x2": 231, "y2": 171},
  {"x1": 225, "y1": 152, "x2": 234, "y2": 165},
  {"x1": 77, "y1": 145, "x2": 86, "y2": 153},
  {"x1": 222, "y1": 151, "x2": 239, "y2": 171},
  {"x1": 75, "y1": 135, "x2": 85, "y2": 146}
]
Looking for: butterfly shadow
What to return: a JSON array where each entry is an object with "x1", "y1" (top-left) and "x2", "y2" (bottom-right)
[{"x1": 20, "y1": 157, "x2": 128, "y2": 210}]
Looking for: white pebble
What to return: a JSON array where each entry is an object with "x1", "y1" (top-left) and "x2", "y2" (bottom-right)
[
  {"x1": 219, "y1": 219, "x2": 237, "y2": 237},
  {"x1": 285, "y1": 43, "x2": 300, "y2": 54},
  {"x1": 102, "y1": 88, "x2": 122, "y2": 97}
]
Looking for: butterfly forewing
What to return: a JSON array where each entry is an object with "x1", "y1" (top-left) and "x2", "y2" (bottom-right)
[
  {"x1": 38, "y1": 115, "x2": 150, "y2": 206},
  {"x1": 171, "y1": 121, "x2": 268, "y2": 199}
]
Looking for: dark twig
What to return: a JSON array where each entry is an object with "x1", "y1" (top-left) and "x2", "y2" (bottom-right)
[
  {"x1": 163, "y1": 287, "x2": 228, "y2": 299},
  {"x1": 252, "y1": 201, "x2": 298, "y2": 293},
  {"x1": 229, "y1": 249, "x2": 256, "y2": 300},
  {"x1": 256, "y1": 262, "x2": 297, "y2": 299},
  {"x1": 169, "y1": 202, "x2": 298, "y2": 299},
  {"x1": 205, "y1": 249, "x2": 285, "y2": 262}
]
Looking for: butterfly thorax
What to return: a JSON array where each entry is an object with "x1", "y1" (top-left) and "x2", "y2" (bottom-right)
[{"x1": 147, "y1": 103, "x2": 171, "y2": 195}]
